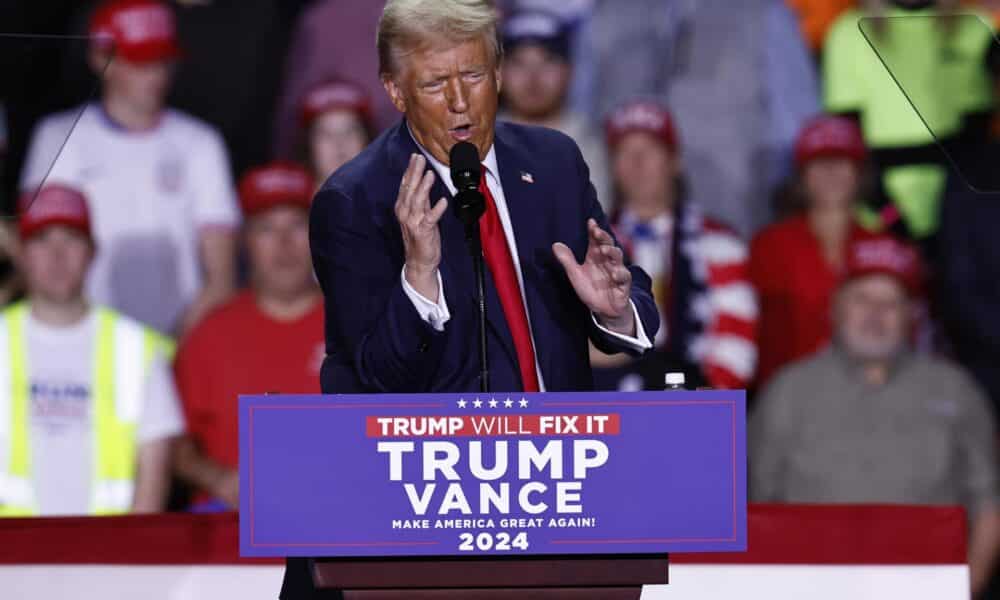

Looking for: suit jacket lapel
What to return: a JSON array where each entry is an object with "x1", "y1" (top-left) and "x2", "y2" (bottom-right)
[
  {"x1": 494, "y1": 129, "x2": 544, "y2": 271},
  {"x1": 492, "y1": 128, "x2": 551, "y2": 383}
]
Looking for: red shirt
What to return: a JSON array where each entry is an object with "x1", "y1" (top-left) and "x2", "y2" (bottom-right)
[
  {"x1": 749, "y1": 216, "x2": 876, "y2": 387},
  {"x1": 174, "y1": 290, "x2": 324, "y2": 470}
]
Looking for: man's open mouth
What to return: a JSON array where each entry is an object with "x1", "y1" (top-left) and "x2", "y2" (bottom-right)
[{"x1": 449, "y1": 124, "x2": 474, "y2": 140}]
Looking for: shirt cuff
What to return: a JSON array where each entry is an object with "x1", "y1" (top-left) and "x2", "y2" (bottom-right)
[
  {"x1": 401, "y1": 266, "x2": 451, "y2": 332},
  {"x1": 592, "y1": 300, "x2": 653, "y2": 351}
]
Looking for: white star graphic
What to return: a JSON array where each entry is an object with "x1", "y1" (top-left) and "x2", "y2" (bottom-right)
[
  {"x1": 457, "y1": 399, "x2": 467, "y2": 408},
  {"x1": 488, "y1": 398, "x2": 498, "y2": 408},
  {"x1": 473, "y1": 399, "x2": 483, "y2": 408},
  {"x1": 504, "y1": 397, "x2": 514, "y2": 408},
  {"x1": 519, "y1": 397, "x2": 529, "y2": 408}
]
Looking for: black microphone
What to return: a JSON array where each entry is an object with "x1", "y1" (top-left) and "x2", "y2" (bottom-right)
[
  {"x1": 449, "y1": 141, "x2": 485, "y2": 228},
  {"x1": 448, "y1": 141, "x2": 489, "y2": 393}
]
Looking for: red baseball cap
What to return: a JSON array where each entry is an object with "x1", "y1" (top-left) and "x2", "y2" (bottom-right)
[
  {"x1": 18, "y1": 184, "x2": 93, "y2": 241},
  {"x1": 239, "y1": 162, "x2": 315, "y2": 217},
  {"x1": 842, "y1": 236, "x2": 922, "y2": 297},
  {"x1": 300, "y1": 80, "x2": 372, "y2": 130},
  {"x1": 89, "y1": 0, "x2": 182, "y2": 64},
  {"x1": 605, "y1": 100, "x2": 679, "y2": 152},
  {"x1": 794, "y1": 115, "x2": 867, "y2": 169}
]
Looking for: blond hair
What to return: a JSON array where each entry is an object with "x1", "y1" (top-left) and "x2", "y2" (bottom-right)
[{"x1": 377, "y1": 0, "x2": 501, "y2": 78}]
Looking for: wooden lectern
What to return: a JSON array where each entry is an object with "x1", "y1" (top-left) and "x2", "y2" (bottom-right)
[{"x1": 310, "y1": 555, "x2": 669, "y2": 599}]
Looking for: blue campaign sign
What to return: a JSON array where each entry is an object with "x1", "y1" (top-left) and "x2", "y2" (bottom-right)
[{"x1": 239, "y1": 391, "x2": 746, "y2": 558}]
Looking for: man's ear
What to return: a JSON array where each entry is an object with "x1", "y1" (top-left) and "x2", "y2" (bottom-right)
[
  {"x1": 670, "y1": 155, "x2": 684, "y2": 179},
  {"x1": 666, "y1": 150, "x2": 684, "y2": 180},
  {"x1": 88, "y1": 48, "x2": 114, "y2": 79},
  {"x1": 382, "y1": 75, "x2": 407, "y2": 114},
  {"x1": 495, "y1": 64, "x2": 502, "y2": 95},
  {"x1": 6, "y1": 228, "x2": 24, "y2": 274}
]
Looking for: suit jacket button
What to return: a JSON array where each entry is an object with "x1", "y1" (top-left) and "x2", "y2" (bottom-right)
[{"x1": 418, "y1": 342, "x2": 429, "y2": 353}]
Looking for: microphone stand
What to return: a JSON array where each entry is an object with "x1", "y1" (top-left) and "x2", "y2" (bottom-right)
[
  {"x1": 468, "y1": 226, "x2": 489, "y2": 394},
  {"x1": 454, "y1": 189, "x2": 489, "y2": 393}
]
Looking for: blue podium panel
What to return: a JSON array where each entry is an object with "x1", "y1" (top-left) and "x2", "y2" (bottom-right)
[{"x1": 239, "y1": 391, "x2": 746, "y2": 558}]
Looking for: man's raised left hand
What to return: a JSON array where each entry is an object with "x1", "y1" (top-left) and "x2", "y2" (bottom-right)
[{"x1": 553, "y1": 219, "x2": 636, "y2": 336}]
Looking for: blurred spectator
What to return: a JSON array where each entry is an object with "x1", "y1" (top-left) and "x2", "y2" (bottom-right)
[
  {"x1": 19, "y1": 0, "x2": 241, "y2": 337},
  {"x1": 751, "y1": 115, "x2": 880, "y2": 387},
  {"x1": 785, "y1": 0, "x2": 856, "y2": 53},
  {"x1": 273, "y1": 0, "x2": 395, "y2": 159},
  {"x1": 750, "y1": 236, "x2": 1000, "y2": 596},
  {"x1": 583, "y1": 0, "x2": 819, "y2": 236},
  {"x1": 499, "y1": 10, "x2": 612, "y2": 211},
  {"x1": 823, "y1": 0, "x2": 995, "y2": 242},
  {"x1": 298, "y1": 80, "x2": 373, "y2": 187},
  {"x1": 0, "y1": 184, "x2": 181, "y2": 516},
  {"x1": 938, "y1": 42, "x2": 1000, "y2": 417},
  {"x1": 173, "y1": 162, "x2": 322, "y2": 511},
  {"x1": 497, "y1": 0, "x2": 598, "y2": 121},
  {"x1": 50, "y1": 0, "x2": 307, "y2": 178},
  {"x1": 591, "y1": 101, "x2": 757, "y2": 391}
]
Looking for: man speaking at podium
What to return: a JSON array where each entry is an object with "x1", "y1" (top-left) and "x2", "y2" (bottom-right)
[
  {"x1": 310, "y1": 0, "x2": 659, "y2": 395},
  {"x1": 284, "y1": 0, "x2": 659, "y2": 596}
]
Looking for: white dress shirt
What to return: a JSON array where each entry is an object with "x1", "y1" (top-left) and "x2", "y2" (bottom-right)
[{"x1": 401, "y1": 131, "x2": 652, "y2": 390}]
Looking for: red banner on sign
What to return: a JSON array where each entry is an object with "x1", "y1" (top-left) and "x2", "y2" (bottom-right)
[{"x1": 365, "y1": 414, "x2": 622, "y2": 438}]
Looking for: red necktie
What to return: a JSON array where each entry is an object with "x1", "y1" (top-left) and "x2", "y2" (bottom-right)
[{"x1": 478, "y1": 170, "x2": 540, "y2": 392}]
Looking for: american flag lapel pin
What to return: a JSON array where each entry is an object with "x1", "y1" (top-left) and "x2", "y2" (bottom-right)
[{"x1": 520, "y1": 171, "x2": 534, "y2": 184}]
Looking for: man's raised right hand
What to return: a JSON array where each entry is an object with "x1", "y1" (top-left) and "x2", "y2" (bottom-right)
[{"x1": 395, "y1": 153, "x2": 449, "y2": 301}]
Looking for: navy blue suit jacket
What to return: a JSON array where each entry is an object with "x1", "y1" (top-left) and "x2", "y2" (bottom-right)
[
  {"x1": 280, "y1": 120, "x2": 659, "y2": 599},
  {"x1": 309, "y1": 119, "x2": 659, "y2": 395}
]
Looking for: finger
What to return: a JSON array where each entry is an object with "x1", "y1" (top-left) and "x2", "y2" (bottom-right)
[
  {"x1": 415, "y1": 169, "x2": 436, "y2": 212},
  {"x1": 587, "y1": 219, "x2": 615, "y2": 251},
  {"x1": 404, "y1": 154, "x2": 426, "y2": 195},
  {"x1": 404, "y1": 153, "x2": 423, "y2": 189},
  {"x1": 553, "y1": 242, "x2": 581, "y2": 273},
  {"x1": 589, "y1": 235, "x2": 619, "y2": 264},
  {"x1": 427, "y1": 197, "x2": 449, "y2": 224},
  {"x1": 408, "y1": 171, "x2": 434, "y2": 227},
  {"x1": 402, "y1": 154, "x2": 420, "y2": 190},
  {"x1": 396, "y1": 154, "x2": 419, "y2": 216},
  {"x1": 585, "y1": 238, "x2": 607, "y2": 265},
  {"x1": 589, "y1": 220, "x2": 615, "y2": 246},
  {"x1": 601, "y1": 244, "x2": 624, "y2": 266},
  {"x1": 405, "y1": 156, "x2": 428, "y2": 206},
  {"x1": 396, "y1": 187, "x2": 411, "y2": 224},
  {"x1": 610, "y1": 266, "x2": 631, "y2": 286},
  {"x1": 403, "y1": 167, "x2": 432, "y2": 226},
  {"x1": 554, "y1": 242, "x2": 596, "y2": 295}
]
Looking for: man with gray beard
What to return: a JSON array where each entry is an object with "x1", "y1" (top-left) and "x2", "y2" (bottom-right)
[{"x1": 750, "y1": 236, "x2": 1000, "y2": 596}]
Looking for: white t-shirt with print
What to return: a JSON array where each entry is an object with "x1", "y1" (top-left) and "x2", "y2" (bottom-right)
[
  {"x1": 0, "y1": 308, "x2": 185, "y2": 516},
  {"x1": 19, "y1": 104, "x2": 240, "y2": 333}
]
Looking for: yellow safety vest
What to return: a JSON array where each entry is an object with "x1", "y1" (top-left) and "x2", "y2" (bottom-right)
[{"x1": 0, "y1": 303, "x2": 173, "y2": 516}]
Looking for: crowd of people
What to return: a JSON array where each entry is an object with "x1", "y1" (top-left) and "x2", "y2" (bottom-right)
[{"x1": 2, "y1": 0, "x2": 1000, "y2": 595}]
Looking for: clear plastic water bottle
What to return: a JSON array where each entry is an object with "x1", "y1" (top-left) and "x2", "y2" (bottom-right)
[{"x1": 664, "y1": 372, "x2": 686, "y2": 391}]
